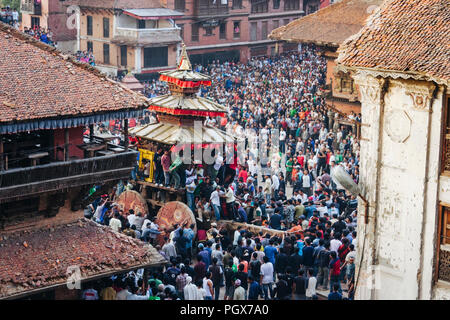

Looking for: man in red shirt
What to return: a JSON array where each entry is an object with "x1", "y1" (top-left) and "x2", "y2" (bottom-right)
[
  {"x1": 238, "y1": 166, "x2": 248, "y2": 183},
  {"x1": 329, "y1": 251, "x2": 341, "y2": 293},
  {"x1": 161, "y1": 150, "x2": 171, "y2": 187}
]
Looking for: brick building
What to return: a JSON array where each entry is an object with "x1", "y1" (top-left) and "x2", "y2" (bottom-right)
[
  {"x1": 166, "y1": 0, "x2": 305, "y2": 65},
  {"x1": 21, "y1": 0, "x2": 77, "y2": 52},
  {"x1": 63, "y1": 0, "x2": 183, "y2": 78}
]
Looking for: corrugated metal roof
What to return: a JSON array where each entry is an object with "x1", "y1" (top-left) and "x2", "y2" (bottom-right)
[
  {"x1": 123, "y1": 8, "x2": 184, "y2": 17},
  {"x1": 130, "y1": 123, "x2": 235, "y2": 145},
  {"x1": 148, "y1": 94, "x2": 227, "y2": 112}
]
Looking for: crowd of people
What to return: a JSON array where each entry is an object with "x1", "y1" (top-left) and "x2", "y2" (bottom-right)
[
  {"x1": 0, "y1": 6, "x2": 19, "y2": 28},
  {"x1": 80, "y1": 45, "x2": 361, "y2": 301},
  {"x1": 75, "y1": 50, "x2": 96, "y2": 66},
  {"x1": 23, "y1": 26, "x2": 55, "y2": 46}
]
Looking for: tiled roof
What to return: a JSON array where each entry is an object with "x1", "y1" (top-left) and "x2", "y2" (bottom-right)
[
  {"x1": 0, "y1": 219, "x2": 166, "y2": 299},
  {"x1": 149, "y1": 94, "x2": 228, "y2": 113},
  {"x1": 0, "y1": 22, "x2": 148, "y2": 124},
  {"x1": 269, "y1": 0, "x2": 383, "y2": 47},
  {"x1": 337, "y1": 0, "x2": 450, "y2": 82},
  {"x1": 66, "y1": 0, "x2": 162, "y2": 9},
  {"x1": 130, "y1": 122, "x2": 235, "y2": 145}
]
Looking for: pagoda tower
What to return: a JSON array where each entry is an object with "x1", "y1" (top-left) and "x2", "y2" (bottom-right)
[{"x1": 130, "y1": 44, "x2": 231, "y2": 148}]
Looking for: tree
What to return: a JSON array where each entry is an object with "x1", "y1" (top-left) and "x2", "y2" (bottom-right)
[{"x1": 1, "y1": 0, "x2": 21, "y2": 11}]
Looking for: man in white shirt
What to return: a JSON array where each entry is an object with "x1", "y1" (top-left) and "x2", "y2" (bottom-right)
[
  {"x1": 271, "y1": 174, "x2": 279, "y2": 198},
  {"x1": 93, "y1": 198, "x2": 107, "y2": 222},
  {"x1": 305, "y1": 269, "x2": 317, "y2": 299},
  {"x1": 225, "y1": 185, "x2": 235, "y2": 219},
  {"x1": 210, "y1": 186, "x2": 221, "y2": 221},
  {"x1": 263, "y1": 176, "x2": 272, "y2": 203},
  {"x1": 260, "y1": 256, "x2": 274, "y2": 300},
  {"x1": 109, "y1": 213, "x2": 122, "y2": 232},
  {"x1": 233, "y1": 226, "x2": 242, "y2": 246},
  {"x1": 233, "y1": 279, "x2": 246, "y2": 300},
  {"x1": 127, "y1": 209, "x2": 137, "y2": 227},
  {"x1": 329, "y1": 234, "x2": 342, "y2": 253},
  {"x1": 183, "y1": 276, "x2": 198, "y2": 300}
]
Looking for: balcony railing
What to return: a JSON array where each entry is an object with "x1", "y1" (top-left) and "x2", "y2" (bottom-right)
[
  {"x1": 114, "y1": 27, "x2": 181, "y2": 44},
  {"x1": 21, "y1": 0, "x2": 41, "y2": 15},
  {"x1": 195, "y1": 4, "x2": 229, "y2": 17},
  {"x1": 0, "y1": 151, "x2": 137, "y2": 202}
]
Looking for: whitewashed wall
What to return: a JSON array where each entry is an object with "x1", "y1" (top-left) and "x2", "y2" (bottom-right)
[{"x1": 353, "y1": 73, "x2": 448, "y2": 300}]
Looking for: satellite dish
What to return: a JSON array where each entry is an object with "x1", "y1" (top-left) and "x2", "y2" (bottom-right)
[{"x1": 332, "y1": 165, "x2": 360, "y2": 196}]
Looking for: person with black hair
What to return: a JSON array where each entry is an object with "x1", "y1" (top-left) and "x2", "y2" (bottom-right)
[
  {"x1": 305, "y1": 268, "x2": 317, "y2": 300},
  {"x1": 292, "y1": 269, "x2": 307, "y2": 300},
  {"x1": 235, "y1": 263, "x2": 249, "y2": 297},
  {"x1": 328, "y1": 284, "x2": 343, "y2": 300},
  {"x1": 329, "y1": 251, "x2": 341, "y2": 293},
  {"x1": 203, "y1": 271, "x2": 214, "y2": 300},
  {"x1": 208, "y1": 257, "x2": 223, "y2": 300},
  {"x1": 193, "y1": 254, "x2": 206, "y2": 283},
  {"x1": 302, "y1": 238, "x2": 314, "y2": 269},
  {"x1": 274, "y1": 273, "x2": 290, "y2": 300},
  {"x1": 176, "y1": 266, "x2": 188, "y2": 299},
  {"x1": 260, "y1": 256, "x2": 274, "y2": 300},
  {"x1": 274, "y1": 247, "x2": 289, "y2": 274}
]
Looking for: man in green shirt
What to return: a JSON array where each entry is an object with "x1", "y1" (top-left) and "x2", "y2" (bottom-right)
[
  {"x1": 335, "y1": 150, "x2": 343, "y2": 164},
  {"x1": 286, "y1": 157, "x2": 293, "y2": 185},
  {"x1": 169, "y1": 155, "x2": 182, "y2": 189},
  {"x1": 294, "y1": 200, "x2": 305, "y2": 220}
]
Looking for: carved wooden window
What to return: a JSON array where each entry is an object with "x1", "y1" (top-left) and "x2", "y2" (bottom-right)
[
  {"x1": 443, "y1": 95, "x2": 450, "y2": 174},
  {"x1": 436, "y1": 205, "x2": 450, "y2": 282}
]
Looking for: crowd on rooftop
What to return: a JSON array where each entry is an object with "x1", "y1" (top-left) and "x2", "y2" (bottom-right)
[
  {"x1": 23, "y1": 26, "x2": 55, "y2": 46},
  {"x1": 0, "y1": 6, "x2": 19, "y2": 29}
]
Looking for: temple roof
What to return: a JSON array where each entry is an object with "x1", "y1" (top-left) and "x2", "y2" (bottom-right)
[
  {"x1": 0, "y1": 219, "x2": 166, "y2": 299},
  {"x1": 159, "y1": 44, "x2": 211, "y2": 85},
  {"x1": 269, "y1": 0, "x2": 383, "y2": 47},
  {"x1": 130, "y1": 122, "x2": 234, "y2": 145},
  {"x1": 148, "y1": 94, "x2": 227, "y2": 117},
  {"x1": 337, "y1": 0, "x2": 450, "y2": 83}
]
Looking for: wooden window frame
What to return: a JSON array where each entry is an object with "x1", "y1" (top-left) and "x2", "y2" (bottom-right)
[
  {"x1": 103, "y1": 17, "x2": 110, "y2": 38},
  {"x1": 87, "y1": 15, "x2": 93, "y2": 36}
]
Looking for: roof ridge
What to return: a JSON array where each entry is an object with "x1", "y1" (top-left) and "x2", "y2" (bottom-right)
[
  {"x1": 0, "y1": 21, "x2": 132, "y2": 88},
  {"x1": 269, "y1": 0, "x2": 349, "y2": 39}
]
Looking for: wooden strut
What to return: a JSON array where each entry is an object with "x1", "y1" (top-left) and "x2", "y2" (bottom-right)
[{"x1": 217, "y1": 220, "x2": 299, "y2": 238}]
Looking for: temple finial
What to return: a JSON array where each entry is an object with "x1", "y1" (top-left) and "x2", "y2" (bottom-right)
[{"x1": 178, "y1": 43, "x2": 192, "y2": 71}]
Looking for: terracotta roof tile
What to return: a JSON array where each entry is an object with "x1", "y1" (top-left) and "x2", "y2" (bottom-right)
[
  {"x1": 0, "y1": 22, "x2": 148, "y2": 124},
  {"x1": 269, "y1": 0, "x2": 383, "y2": 46},
  {"x1": 0, "y1": 219, "x2": 166, "y2": 299},
  {"x1": 337, "y1": 0, "x2": 450, "y2": 82}
]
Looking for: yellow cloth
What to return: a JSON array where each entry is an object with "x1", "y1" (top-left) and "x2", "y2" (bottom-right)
[{"x1": 100, "y1": 287, "x2": 117, "y2": 300}]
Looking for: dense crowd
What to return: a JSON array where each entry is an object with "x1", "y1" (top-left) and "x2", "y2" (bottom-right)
[
  {"x1": 23, "y1": 26, "x2": 55, "y2": 46},
  {"x1": 75, "y1": 50, "x2": 96, "y2": 66},
  {"x1": 81, "y1": 45, "x2": 361, "y2": 301},
  {"x1": 0, "y1": 6, "x2": 19, "y2": 28}
]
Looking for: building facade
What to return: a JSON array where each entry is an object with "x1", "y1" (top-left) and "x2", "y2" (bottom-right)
[
  {"x1": 165, "y1": 0, "x2": 304, "y2": 65},
  {"x1": 21, "y1": 0, "x2": 77, "y2": 52},
  {"x1": 337, "y1": 0, "x2": 450, "y2": 300}
]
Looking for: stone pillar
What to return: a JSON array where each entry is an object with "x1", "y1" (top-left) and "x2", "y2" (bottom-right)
[
  {"x1": 135, "y1": 46, "x2": 142, "y2": 73},
  {"x1": 354, "y1": 71, "x2": 444, "y2": 300},
  {"x1": 64, "y1": 128, "x2": 70, "y2": 161},
  {"x1": 124, "y1": 119, "x2": 129, "y2": 151},
  {"x1": 352, "y1": 73, "x2": 386, "y2": 300}
]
